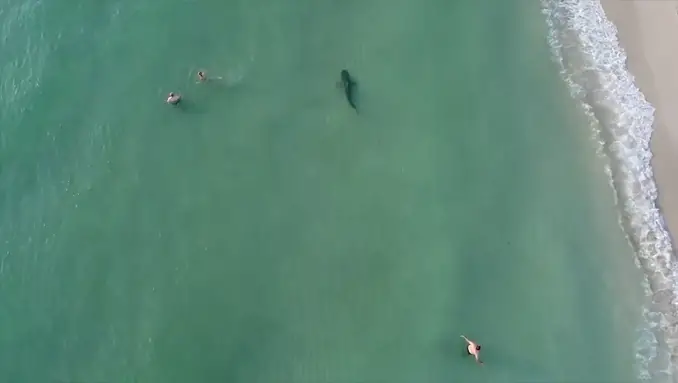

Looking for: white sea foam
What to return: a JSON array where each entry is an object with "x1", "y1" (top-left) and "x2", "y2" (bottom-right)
[{"x1": 541, "y1": 0, "x2": 678, "y2": 381}]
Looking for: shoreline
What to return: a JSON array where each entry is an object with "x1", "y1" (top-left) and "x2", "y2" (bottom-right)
[
  {"x1": 597, "y1": 0, "x2": 678, "y2": 378},
  {"x1": 599, "y1": 0, "x2": 678, "y2": 257}
]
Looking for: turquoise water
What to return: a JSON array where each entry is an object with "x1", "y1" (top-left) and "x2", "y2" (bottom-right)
[{"x1": 0, "y1": 0, "x2": 644, "y2": 382}]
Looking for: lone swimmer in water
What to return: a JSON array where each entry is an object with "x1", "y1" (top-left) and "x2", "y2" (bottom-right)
[
  {"x1": 196, "y1": 70, "x2": 222, "y2": 83},
  {"x1": 166, "y1": 92, "x2": 181, "y2": 105},
  {"x1": 461, "y1": 335, "x2": 483, "y2": 365}
]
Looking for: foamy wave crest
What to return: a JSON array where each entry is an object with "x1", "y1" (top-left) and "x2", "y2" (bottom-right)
[{"x1": 542, "y1": 0, "x2": 678, "y2": 381}]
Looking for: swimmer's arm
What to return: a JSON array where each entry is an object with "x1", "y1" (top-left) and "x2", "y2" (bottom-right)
[{"x1": 460, "y1": 335, "x2": 470, "y2": 343}]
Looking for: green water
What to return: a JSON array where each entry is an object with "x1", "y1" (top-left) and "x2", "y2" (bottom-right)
[{"x1": 0, "y1": 0, "x2": 643, "y2": 382}]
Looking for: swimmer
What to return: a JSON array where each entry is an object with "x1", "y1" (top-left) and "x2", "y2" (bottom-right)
[
  {"x1": 461, "y1": 335, "x2": 483, "y2": 365},
  {"x1": 166, "y1": 92, "x2": 181, "y2": 105},
  {"x1": 196, "y1": 70, "x2": 223, "y2": 83}
]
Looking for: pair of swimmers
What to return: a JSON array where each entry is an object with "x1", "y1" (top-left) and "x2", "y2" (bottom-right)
[{"x1": 166, "y1": 71, "x2": 210, "y2": 105}]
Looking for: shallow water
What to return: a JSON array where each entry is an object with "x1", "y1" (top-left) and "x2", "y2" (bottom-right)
[{"x1": 0, "y1": 0, "x2": 643, "y2": 382}]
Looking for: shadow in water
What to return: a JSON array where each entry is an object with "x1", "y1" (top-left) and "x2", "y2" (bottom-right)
[{"x1": 173, "y1": 98, "x2": 208, "y2": 115}]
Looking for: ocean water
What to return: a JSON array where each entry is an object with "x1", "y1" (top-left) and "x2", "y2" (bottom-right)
[{"x1": 0, "y1": 0, "x2": 646, "y2": 382}]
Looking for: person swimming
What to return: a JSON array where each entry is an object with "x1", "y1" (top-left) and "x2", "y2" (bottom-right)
[
  {"x1": 196, "y1": 70, "x2": 223, "y2": 83},
  {"x1": 166, "y1": 92, "x2": 181, "y2": 105},
  {"x1": 461, "y1": 335, "x2": 483, "y2": 365}
]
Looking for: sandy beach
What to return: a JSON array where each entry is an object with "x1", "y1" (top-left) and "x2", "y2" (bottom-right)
[
  {"x1": 600, "y1": 0, "x2": 678, "y2": 245},
  {"x1": 601, "y1": 0, "x2": 678, "y2": 375}
]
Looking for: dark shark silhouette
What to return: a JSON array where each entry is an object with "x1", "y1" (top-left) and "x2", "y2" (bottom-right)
[{"x1": 339, "y1": 69, "x2": 358, "y2": 112}]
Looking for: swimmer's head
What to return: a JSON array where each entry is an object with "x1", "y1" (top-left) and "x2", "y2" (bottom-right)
[
  {"x1": 168, "y1": 92, "x2": 175, "y2": 97},
  {"x1": 476, "y1": 345, "x2": 481, "y2": 351}
]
